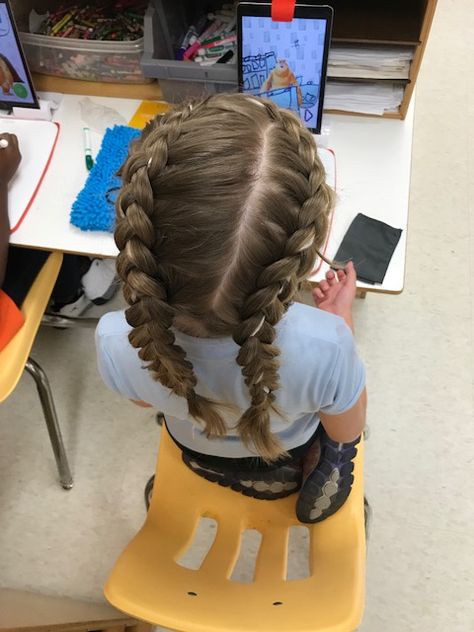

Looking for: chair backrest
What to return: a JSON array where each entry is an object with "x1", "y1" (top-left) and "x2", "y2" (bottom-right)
[
  {"x1": 105, "y1": 426, "x2": 365, "y2": 632},
  {"x1": 0, "y1": 251, "x2": 63, "y2": 402}
]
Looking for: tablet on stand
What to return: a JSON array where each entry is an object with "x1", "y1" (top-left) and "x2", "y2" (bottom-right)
[
  {"x1": 0, "y1": 0, "x2": 39, "y2": 114},
  {"x1": 237, "y1": 2, "x2": 333, "y2": 134}
]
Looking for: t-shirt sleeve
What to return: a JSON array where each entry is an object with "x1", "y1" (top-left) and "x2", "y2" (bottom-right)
[
  {"x1": 319, "y1": 322, "x2": 365, "y2": 415},
  {"x1": 95, "y1": 315, "x2": 139, "y2": 400},
  {"x1": 96, "y1": 331, "x2": 120, "y2": 394}
]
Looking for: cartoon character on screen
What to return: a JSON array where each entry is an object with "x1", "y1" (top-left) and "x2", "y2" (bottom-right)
[
  {"x1": 261, "y1": 59, "x2": 303, "y2": 107},
  {"x1": 0, "y1": 53, "x2": 25, "y2": 97}
]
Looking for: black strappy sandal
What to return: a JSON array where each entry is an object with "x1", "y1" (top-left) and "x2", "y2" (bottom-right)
[
  {"x1": 181, "y1": 452, "x2": 303, "y2": 501},
  {"x1": 296, "y1": 430, "x2": 360, "y2": 523}
]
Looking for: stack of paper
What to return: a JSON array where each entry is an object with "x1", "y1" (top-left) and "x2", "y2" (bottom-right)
[
  {"x1": 324, "y1": 81, "x2": 405, "y2": 115},
  {"x1": 328, "y1": 46, "x2": 413, "y2": 80}
]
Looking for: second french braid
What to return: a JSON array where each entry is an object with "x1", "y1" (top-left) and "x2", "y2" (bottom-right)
[{"x1": 230, "y1": 100, "x2": 334, "y2": 460}]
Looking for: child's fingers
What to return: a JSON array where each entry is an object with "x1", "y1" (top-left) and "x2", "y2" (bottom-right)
[
  {"x1": 336, "y1": 269, "x2": 346, "y2": 282},
  {"x1": 9, "y1": 133, "x2": 19, "y2": 149},
  {"x1": 345, "y1": 260, "x2": 356, "y2": 282},
  {"x1": 326, "y1": 269, "x2": 337, "y2": 285},
  {"x1": 319, "y1": 280, "x2": 330, "y2": 293},
  {"x1": 313, "y1": 287, "x2": 324, "y2": 301}
]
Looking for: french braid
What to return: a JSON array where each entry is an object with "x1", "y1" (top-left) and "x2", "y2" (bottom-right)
[
  {"x1": 232, "y1": 101, "x2": 333, "y2": 460},
  {"x1": 114, "y1": 94, "x2": 334, "y2": 460},
  {"x1": 115, "y1": 103, "x2": 226, "y2": 437}
]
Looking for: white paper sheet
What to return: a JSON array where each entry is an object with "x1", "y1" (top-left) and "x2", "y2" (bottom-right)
[
  {"x1": 324, "y1": 81, "x2": 405, "y2": 115},
  {"x1": 0, "y1": 118, "x2": 59, "y2": 232},
  {"x1": 328, "y1": 45, "x2": 414, "y2": 80}
]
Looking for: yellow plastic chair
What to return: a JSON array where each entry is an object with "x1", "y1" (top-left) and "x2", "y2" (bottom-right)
[
  {"x1": 0, "y1": 251, "x2": 73, "y2": 489},
  {"x1": 105, "y1": 426, "x2": 365, "y2": 632}
]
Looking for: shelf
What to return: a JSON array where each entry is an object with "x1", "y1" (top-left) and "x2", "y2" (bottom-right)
[
  {"x1": 332, "y1": 37, "x2": 421, "y2": 47},
  {"x1": 326, "y1": 0, "x2": 426, "y2": 43},
  {"x1": 327, "y1": 77, "x2": 410, "y2": 84},
  {"x1": 28, "y1": 0, "x2": 437, "y2": 124},
  {"x1": 323, "y1": 108, "x2": 401, "y2": 119},
  {"x1": 32, "y1": 73, "x2": 163, "y2": 100}
]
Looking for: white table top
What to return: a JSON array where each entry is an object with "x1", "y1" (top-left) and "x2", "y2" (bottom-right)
[
  {"x1": 9, "y1": 93, "x2": 414, "y2": 293},
  {"x1": 9, "y1": 94, "x2": 139, "y2": 259},
  {"x1": 310, "y1": 101, "x2": 414, "y2": 293}
]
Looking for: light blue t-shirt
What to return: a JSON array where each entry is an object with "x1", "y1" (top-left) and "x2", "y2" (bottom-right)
[{"x1": 95, "y1": 303, "x2": 365, "y2": 458}]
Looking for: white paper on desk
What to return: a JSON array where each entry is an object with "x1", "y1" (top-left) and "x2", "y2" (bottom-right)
[{"x1": 0, "y1": 119, "x2": 59, "y2": 232}]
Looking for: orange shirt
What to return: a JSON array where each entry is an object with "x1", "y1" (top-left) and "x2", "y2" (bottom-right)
[{"x1": 0, "y1": 289, "x2": 24, "y2": 352}]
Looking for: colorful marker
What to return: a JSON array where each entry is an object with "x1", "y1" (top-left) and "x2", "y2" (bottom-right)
[
  {"x1": 201, "y1": 34, "x2": 236, "y2": 48},
  {"x1": 83, "y1": 127, "x2": 94, "y2": 171}
]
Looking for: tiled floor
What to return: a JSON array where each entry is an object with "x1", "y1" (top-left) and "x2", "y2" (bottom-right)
[{"x1": 1, "y1": 1, "x2": 474, "y2": 630}]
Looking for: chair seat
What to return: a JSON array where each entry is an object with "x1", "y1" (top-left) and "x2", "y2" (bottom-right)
[{"x1": 105, "y1": 427, "x2": 365, "y2": 632}]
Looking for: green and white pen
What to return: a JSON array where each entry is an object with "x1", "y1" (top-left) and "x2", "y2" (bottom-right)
[{"x1": 83, "y1": 126, "x2": 94, "y2": 171}]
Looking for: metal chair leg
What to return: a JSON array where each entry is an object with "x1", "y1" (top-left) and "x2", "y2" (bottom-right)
[{"x1": 25, "y1": 357, "x2": 74, "y2": 490}]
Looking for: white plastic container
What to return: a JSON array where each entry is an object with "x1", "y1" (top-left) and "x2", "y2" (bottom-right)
[{"x1": 20, "y1": 32, "x2": 151, "y2": 84}]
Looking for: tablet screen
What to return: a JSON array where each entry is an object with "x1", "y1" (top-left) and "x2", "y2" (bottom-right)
[
  {"x1": 0, "y1": 1, "x2": 38, "y2": 109},
  {"x1": 238, "y1": 5, "x2": 332, "y2": 133}
]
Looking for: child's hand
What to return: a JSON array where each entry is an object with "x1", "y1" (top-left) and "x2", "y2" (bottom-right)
[
  {"x1": 312, "y1": 261, "x2": 357, "y2": 325},
  {"x1": 0, "y1": 133, "x2": 21, "y2": 186}
]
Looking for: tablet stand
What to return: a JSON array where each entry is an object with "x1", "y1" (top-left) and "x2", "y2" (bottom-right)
[
  {"x1": 12, "y1": 98, "x2": 55, "y2": 121},
  {"x1": 314, "y1": 122, "x2": 331, "y2": 148}
]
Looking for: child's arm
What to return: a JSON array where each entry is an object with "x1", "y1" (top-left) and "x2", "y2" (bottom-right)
[
  {"x1": 313, "y1": 261, "x2": 366, "y2": 442},
  {"x1": 320, "y1": 388, "x2": 367, "y2": 443},
  {"x1": 0, "y1": 133, "x2": 21, "y2": 286},
  {"x1": 0, "y1": 182, "x2": 9, "y2": 287}
]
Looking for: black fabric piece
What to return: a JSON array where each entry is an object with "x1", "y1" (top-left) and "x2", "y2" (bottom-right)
[
  {"x1": 2, "y1": 247, "x2": 49, "y2": 307},
  {"x1": 334, "y1": 213, "x2": 402, "y2": 284},
  {"x1": 2, "y1": 246, "x2": 89, "y2": 308},
  {"x1": 50, "y1": 254, "x2": 90, "y2": 307},
  {"x1": 166, "y1": 421, "x2": 321, "y2": 472}
]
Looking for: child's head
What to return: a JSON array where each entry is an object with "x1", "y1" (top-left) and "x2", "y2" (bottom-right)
[{"x1": 115, "y1": 93, "x2": 333, "y2": 460}]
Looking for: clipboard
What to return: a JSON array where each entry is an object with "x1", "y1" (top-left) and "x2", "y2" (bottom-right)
[{"x1": 0, "y1": 118, "x2": 60, "y2": 233}]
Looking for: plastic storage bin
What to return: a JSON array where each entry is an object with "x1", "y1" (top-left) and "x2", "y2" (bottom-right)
[
  {"x1": 141, "y1": 1, "x2": 237, "y2": 102},
  {"x1": 20, "y1": 32, "x2": 151, "y2": 84}
]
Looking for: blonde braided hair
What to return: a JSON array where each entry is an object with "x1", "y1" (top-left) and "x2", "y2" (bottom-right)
[{"x1": 115, "y1": 93, "x2": 334, "y2": 461}]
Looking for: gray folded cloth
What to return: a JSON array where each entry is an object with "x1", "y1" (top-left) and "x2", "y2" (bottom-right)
[{"x1": 334, "y1": 213, "x2": 402, "y2": 284}]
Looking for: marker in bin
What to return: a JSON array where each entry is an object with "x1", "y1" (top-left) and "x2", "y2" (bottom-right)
[
  {"x1": 183, "y1": 19, "x2": 227, "y2": 60},
  {"x1": 200, "y1": 34, "x2": 236, "y2": 50},
  {"x1": 179, "y1": 3, "x2": 237, "y2": 64},
  {"x1": 176, "y1": 25, "x2": 198, "y2": 60},
  {"x1": 83, "y1": 127, "x2": 94, "y2": 171}
]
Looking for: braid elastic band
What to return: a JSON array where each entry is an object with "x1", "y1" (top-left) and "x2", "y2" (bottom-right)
[
  {"x1": 298, "y1": 228, "x2": 317, "y2": 252},
  {"x1": 249, "y1": 314, "x2": 266, "y2": 337},
  {"x1": 254, "y1": 372, "x2": 264, "y2": 384}
]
